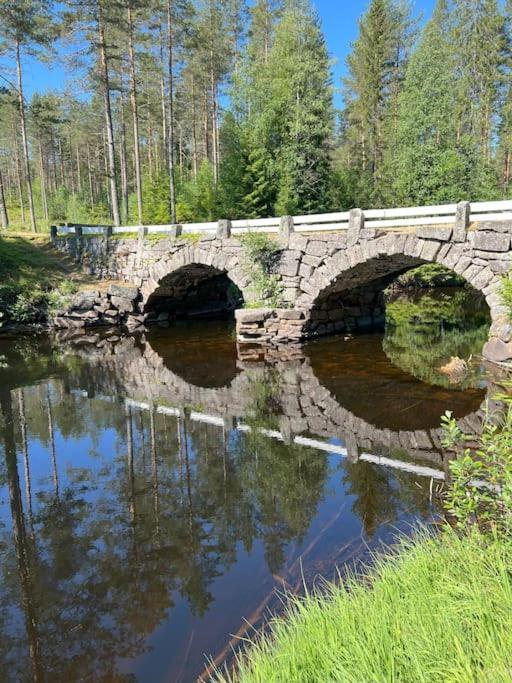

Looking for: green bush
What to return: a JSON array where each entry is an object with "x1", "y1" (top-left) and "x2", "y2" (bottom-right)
[
  {"x1": 240, "y1": 233, "x2": 283, "y2": 307},
  {"x1": 500, "y1": 274, "x2": 512, "y2": 320},
  {"x1": 442, "y1": 401, "x2": 512, "y2": 534}
]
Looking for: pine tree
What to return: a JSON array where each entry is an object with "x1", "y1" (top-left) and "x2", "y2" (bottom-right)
[{"x1": 0, "y1": 1, "x2": 58, "y2": 231}]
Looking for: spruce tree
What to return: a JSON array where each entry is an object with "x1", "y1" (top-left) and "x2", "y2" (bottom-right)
[{"x1": 392, "y1": 0, "x2": 469, "y2": 204}]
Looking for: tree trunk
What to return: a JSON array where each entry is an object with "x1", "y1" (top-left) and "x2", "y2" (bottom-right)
[
  {"x1": 210, "y1": 55, "x2": 219, "y2": 183},
  {"x1": 76, "y1": 144, "x2": 82, "y2": 193},
  {"x1": 167, "y1": 0, "x2": 177, "y2": 223},
  {"x1": 98, "y1": 3, "x2": 121, "y2": 226},
  {"x1": 1, "y1": 391, "x2": 43, "y2": 682},
  {"x1": 159, "y1": 28, "x2": 168, "y2": 175},
  {"x1": 119, "y1": 90, "x2": 129, "y2": 223},
  {"x1": 86, "y1": 142, "x2": 95, "y2": 209},
  {"x1": 0, "y1": 168, "x2": 9, "y2": 229},
  {"x1": 15, "y1": 39, "x2": 37, "y2": 232},
  {"x1": 128, "y1": 4, "x2": 143, "y2": 225},
  {"x1": 38, "y1": 141, "x2": 49, "y2": 223},
  {"x1": 191, "y1": 75, "x2": 198, "y2": 179},
  {"x1": 13, "y1": 124, "x2": 26, "y2": 226}
]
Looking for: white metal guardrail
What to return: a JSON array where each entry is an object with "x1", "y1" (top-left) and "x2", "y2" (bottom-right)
[{"x1": 51, "y1": 199, "x2": 512, "y2": 238}]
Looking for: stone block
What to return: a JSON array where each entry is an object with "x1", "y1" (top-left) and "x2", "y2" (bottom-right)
[
  {"x1": 108, "y1": 284, "x2": 139, "y2": 301},
  {"x1": 416, "y1": 226, "x2": 452, "y2": 241},
  {"x1": 277, "y1": 258, "x2": 299, "y2": 277},
  {"x1": 306, "y1": 240, "x2": 329, "y2": 257},
  {"x1": 490, "y1": 317, "x2": 512, "y2": 343},
  {"x1": 235, "y1": 308, "x2": 273, "y2": 323},
  {"x1": 483, "y1": 337, "x2": 512, "y2": 363},
  {"x1": 473, "y1": 231, "x2": 511, "y2": 252},
  {"x1": 110, "y1": 296, "x2": 135, "y2": 314},
  {"x1": 347, "y1": 208, "x2": 364, "y2": 247}
]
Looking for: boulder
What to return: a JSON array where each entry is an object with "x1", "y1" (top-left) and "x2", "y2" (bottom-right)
[{"x1": 483, "y1": 337, "x2": 512, "y2": 363}]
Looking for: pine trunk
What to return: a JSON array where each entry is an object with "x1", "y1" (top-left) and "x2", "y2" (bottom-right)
[
  {"x1": 167, "y1": 0, "x2": 177, "y2": 223},
  {"x1": 98, "y1": 3, "x2": 121, "y2": 226},
  {"x1": 0, "y1": 169, "x2": 9, "y2": 229},
  {"x1": 128, "y1": 5, "x2": 143, "y2": 225},
  {"x1": 15, "y1": 40, "x2": 37, "y2": 232}
]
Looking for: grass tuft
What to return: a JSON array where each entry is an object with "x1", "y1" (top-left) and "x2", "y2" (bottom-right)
[{"x1": 213, "y1": 530, "x2": 512, "y2": 683}]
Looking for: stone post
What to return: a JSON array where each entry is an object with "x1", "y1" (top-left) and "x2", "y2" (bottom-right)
[
  {"x1": 279, "y1": 215, "x2": 294, "y2": 247},
  {"x1": 102, "y1": 225, "x2": 112, "y2": 256},
  {"x1": 217, "y1": 219, "x2": 232, "y2": 239},
  {"x1": 74, "y1": 225, "x2": 83, "y2": 261},
  {"x1": 136, "y1": 226, "x2": 148, "y2": 266},
  {"x1": 454, "y1": 201, "x2": 470, "y2": 242},
  {"x1": 50, "y1": 225, "x2": 58, "y2": 245},
  {"x1": 348, "y1": 209, "x2": 365, "y2": 247},
  {"x1": 169, "y1": 224, "x2": 183, "y2": 239}
]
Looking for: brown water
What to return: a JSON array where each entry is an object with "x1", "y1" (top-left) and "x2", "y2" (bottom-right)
[{"x1": 0, "y1": 290, "x2": 491, "y2": 682}]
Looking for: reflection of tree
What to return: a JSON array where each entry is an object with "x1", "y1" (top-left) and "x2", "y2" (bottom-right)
[
  {"x1": 384, "y1": 288, "x2": 490, "y2": 388},
  {"x1": 0, "y1": 390, "x2": 43, "y2": 682},
  {"x1": 342, "y1": 454, "x2": 436, "y2": 538}
]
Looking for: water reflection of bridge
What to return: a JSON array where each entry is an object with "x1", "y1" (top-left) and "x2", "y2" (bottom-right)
[{"x1": 64, "y1": 332, "x2": 493, "y2": 480}]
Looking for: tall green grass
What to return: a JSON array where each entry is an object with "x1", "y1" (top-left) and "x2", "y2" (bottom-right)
[{"x1": 214, "y1": 530, "x2": 512, "y2": 683}]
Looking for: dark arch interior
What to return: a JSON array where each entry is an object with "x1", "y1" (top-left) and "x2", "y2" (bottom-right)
[
  {"x1": 305, "y1": 255, "x2": 489, "y2": 339},
  {"x1": 144, "y1": 264, "x2": 244, "y2": 323}
]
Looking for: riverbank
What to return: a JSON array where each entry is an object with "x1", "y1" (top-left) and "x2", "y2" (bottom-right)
[
  {"x1": 214, "y1": 405, "x2": 512, "y2": 683},
  {"x1": 214, "y1": 530, "x2": 512, "y2": 683}
]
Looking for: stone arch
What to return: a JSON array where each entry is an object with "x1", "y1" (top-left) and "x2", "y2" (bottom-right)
[
  {"x1": 296, "y1": 233, "x2": 501, "y2": 352},
  {"x1": 140, "y1": 242, "x2": 253, "y2": 319}
]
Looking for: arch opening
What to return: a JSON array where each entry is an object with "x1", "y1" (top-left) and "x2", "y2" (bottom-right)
[
  {"x1": 144, "y1": 264, "x2": 244, "y2": 324},
  {"x1": 304, "y1": 256, "x2": 492, "y2": 387}
]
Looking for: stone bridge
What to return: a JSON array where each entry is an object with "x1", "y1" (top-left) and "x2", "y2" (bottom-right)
[{"x1": 53, "y1": 208, "x2": 512, "y2": 364}]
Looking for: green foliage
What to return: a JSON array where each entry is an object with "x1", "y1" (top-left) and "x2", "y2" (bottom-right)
[
  {"x1": 500, "y1": 273, "x2": 512, "y2": 319},
  {"x1": 391, "y1": 263, "x2": 466, "y2": 289},
  {"x1": 442, "y1": 403, "x2": 512, "y2": 534},
  {"x1": 177, "y1": 162, "x2": 219, "y2": 223},
  {"x1": 240, "y1": 232, "x2": 283, "y2": 306},
  {"x1": 383, "y1": 288, "x2": 491, "y2": 388},
  {"x1": 215, "y1": 530, "x2": 512, "y2": 683}
]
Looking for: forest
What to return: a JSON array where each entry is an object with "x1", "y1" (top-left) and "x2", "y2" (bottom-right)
[{"x1": 1, "y1": 0, "x2": 512, "y2": 232}]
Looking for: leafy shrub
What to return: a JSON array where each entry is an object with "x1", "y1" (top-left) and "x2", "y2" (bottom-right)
[
  {"x1": 442, "y1": 402, "x2": 512, "y2": 534},
  {"x1": 240, "y1": 233, "x2": 283, "y2": 306},
  {"x1": 500, "y1": 274, "x2": 512, "y2": 320}
]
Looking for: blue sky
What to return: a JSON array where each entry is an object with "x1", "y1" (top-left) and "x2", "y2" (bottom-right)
[{"x1": 1, "y1": 0, "x2": 438, "y2": 107}]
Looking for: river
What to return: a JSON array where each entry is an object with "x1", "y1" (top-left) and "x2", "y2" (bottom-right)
[{"x1": 0, "y1": 287, "x2": 492, "y2": 682}]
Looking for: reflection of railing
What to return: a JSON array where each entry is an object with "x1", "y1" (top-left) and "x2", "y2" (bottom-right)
[
  {"x1": 120, "y1": 397, "x2": 447, "y2": 482},
  {"x1": 51, "y1": 199, "x2": 512, "y2": 238}
]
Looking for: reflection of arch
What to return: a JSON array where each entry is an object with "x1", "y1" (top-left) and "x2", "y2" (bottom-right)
[
  {"x1": 140, "y1": 245, "x2": 252, "y2": 317},
  {"x1": 297, "y1": 236, "x2": 498, "y2": 345},
  {"x1": 65, "y1": 335, "x2": 488, "y2": 465}
]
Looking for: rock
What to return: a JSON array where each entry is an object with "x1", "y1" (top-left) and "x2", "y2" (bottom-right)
[
  {"x1": 276, "y1": 309, "x2": 304, "y2": 320},
  {"x1": 439, "y1": 357, "x2": 468, "y2": 384},
  {"x1": 108, "y1": 284, "x2": 139, "y2": 301},
  {"x1": 473, "y1": 232, "x2": 511, "y2": 252},
  {"x1": 483, "y1": 337, "x2": 512, "y2": 363},
  {"x1": 70, "y1": 290, "x2": 99, "y2": 311},
  {"x1": 110, "y1": 296, "x2": 135, "y2": 314}
]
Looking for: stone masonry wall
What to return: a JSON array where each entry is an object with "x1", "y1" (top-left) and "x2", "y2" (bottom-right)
[{"x1": 52, "y1": 217, "x2": 512, "y2": 364}]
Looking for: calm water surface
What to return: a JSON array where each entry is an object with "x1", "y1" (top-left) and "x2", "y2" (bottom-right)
[{"x1": 0, "y1": 289, "x2": 490, "y2": 682}]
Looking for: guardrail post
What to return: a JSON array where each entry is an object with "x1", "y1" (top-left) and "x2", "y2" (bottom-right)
[
  {"x1": 50, "y1": 225, "x2": 57, "y2": 244},
  {"x1": 102, "y1": 226, "x2": 112, "y2": 256},
  {"x1": 169, "y1": 224, "x2": 183, "y2": 238},
  {"x1": 217, "y1": 219, "x2": 232, "y2": 239},
  {"x1": 348, "y1": 208, "x2": 364, "y2": 246},
  {"x1": 279, "y1": 216, "x2": 294, "y2": 246},
  {"x1": 454, "y1": 201, "x2": 470, "y2": 242}
]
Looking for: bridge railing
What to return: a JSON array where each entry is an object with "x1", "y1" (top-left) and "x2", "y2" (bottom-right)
[{"x1": 50, "y1": 198, "x2": 512, "y2": 239}]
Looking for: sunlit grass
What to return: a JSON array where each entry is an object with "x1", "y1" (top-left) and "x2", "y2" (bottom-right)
[{"x1": 214, "y1": 530, "x2": 512, "y2": 683}]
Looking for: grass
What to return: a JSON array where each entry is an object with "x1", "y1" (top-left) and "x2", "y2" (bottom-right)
[
  {"x1": 0, "y1": 233, "x2": 94, "y2": 325},
  {"x1": 214, "y1": 530, "x2": 512, "y2": 683}
]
